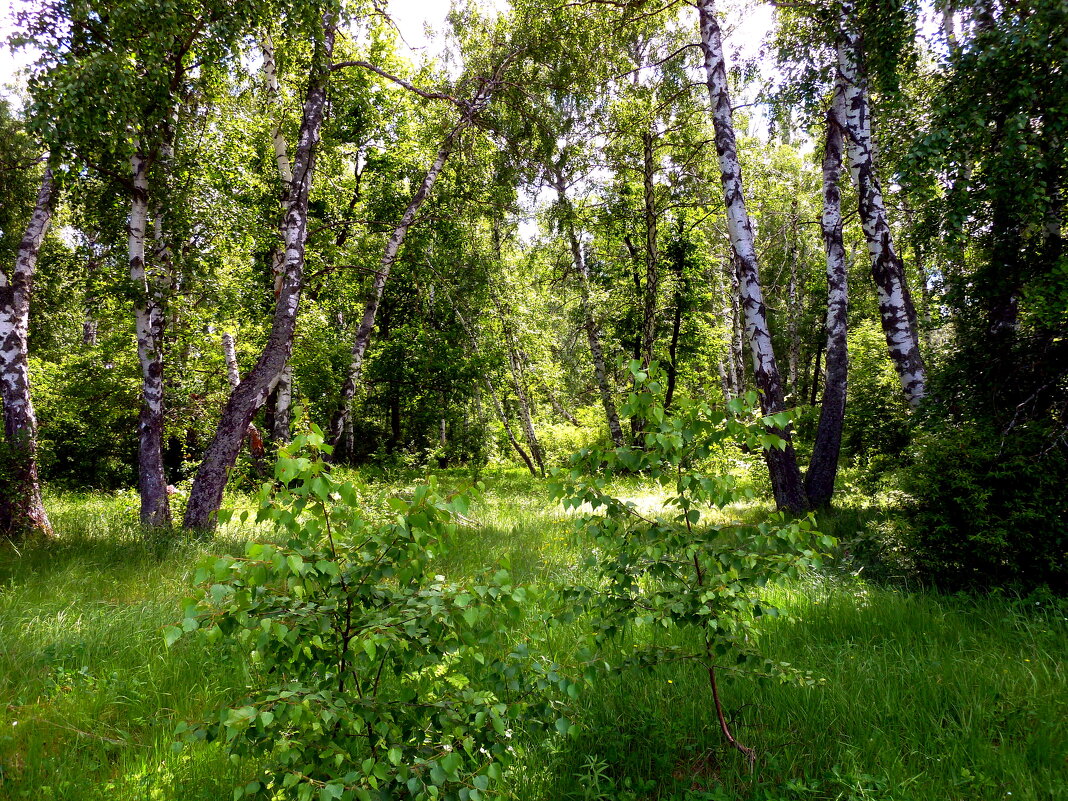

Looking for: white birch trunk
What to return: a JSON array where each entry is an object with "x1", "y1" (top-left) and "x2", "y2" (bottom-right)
[
  {"x1": 806, "y1": 87, "x2": 850, "y2": 507},
  {"x1": 261, "y1": 32, "x2": 295, "y2": 414},
  {"x1": 184, "y1": 11, "x2": 337, "y2": 530},
  {"x1": 0, "y1": 167, "x2": 56, "y2": 540},
  {"x1": 698, "y1": 0, "x2": 807, "y2": 512},
  {"x1": 130, "y1": 148, "x2": 171, "y2": 527},
  {"x1": 272, "y1": 363, "x2": 292, "y2": 442},
  {"x1": 837, "y1": 3, "x2": 927, "y2": 406}
]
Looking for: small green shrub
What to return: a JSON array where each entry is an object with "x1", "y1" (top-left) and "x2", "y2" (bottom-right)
[
  {"x1": 171, "y1": 426, "x2": 549, "y2": 801},
  {"x1": 550, "y1": 363, "x2": 831, "y2": 764}
]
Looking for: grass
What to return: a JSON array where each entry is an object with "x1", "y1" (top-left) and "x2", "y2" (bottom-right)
[{"x1": 0, "y1": 473, "x2": 1064, "y2": 800}]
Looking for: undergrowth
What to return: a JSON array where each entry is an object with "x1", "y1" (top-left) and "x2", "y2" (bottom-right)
[{"x1": 0, "y1": 478, "x2": 1063, "y2": 800}]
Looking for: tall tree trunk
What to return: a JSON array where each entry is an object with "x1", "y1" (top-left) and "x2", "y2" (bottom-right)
[
  {"x1": 639, "y1": 127, "x2": 659, "y2": 369},
  {"x1": 838, "y1": 3, "x2": 927, "y2": 407},
  {"x1": 0, "y1": 167, "x2": 56, "y2": 540},
  {"x1": 554, "y1": 175, "x2": 625, "y2": 447},
  {"x1": 184, "y1": 12, "x2": 336, "y2": 531},
  {"x1": 130, "y1": 147, "x2": 171, "y2": 527},
  {"x1": 786, "y1": 200, "x2": 801, "y2": 400},
  {"x1": 261, "y1": 32, "x2": 295, "y2": 435},
  {"x1": 805, "y1": 88, "x2": 850, "y2": 508},
  {"x1": 698, "y1": 0, "x2": 807, "y2": 512},
  {"x1": 328, "y1": 84, "x2": 493, "y2": 450}
]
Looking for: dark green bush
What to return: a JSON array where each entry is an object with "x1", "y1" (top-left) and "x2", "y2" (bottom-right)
[{"x1": 901, "y1": 421, "x2": 1067, "y2": 592}]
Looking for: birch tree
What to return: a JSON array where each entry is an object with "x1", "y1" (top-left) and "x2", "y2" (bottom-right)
[
  {"x1": 184, "y1": 6, "x2": 337, "y2": 530},
  {"x1": 837, "y1": 1, "x2": 927, "y2": 407},
  {"x1": 326, "y1": 55, "x2": 514, "y2": 453},
  {"x1": 696, "y1": 0, "x2": 807, "y2": 512},
  {"x1": 805, "y1": 88, "x2": 849, "y2": 507},
  {"x1": 0, "y1": 167, "x2": 57, "y2": 540}
]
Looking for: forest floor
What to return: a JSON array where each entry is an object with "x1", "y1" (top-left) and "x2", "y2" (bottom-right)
[{"x1": 0, "y1": 470, "x2": 1064, "y2": 801}]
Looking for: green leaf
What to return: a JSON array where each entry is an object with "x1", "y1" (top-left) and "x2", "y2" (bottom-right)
[{"x1": 163, "y1": 625, "x2": 182, "y2": 647}]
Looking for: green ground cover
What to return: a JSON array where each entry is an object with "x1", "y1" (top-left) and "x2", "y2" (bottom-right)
[{"x1": 0, "y1": 473, "x2": 1064, "y2": 800}]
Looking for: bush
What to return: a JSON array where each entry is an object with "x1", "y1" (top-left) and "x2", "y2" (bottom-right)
[
  {"x1": 550, "y1": 362, "x2": 830, "y2": 764},
  {"x1": 900, "y1": 420, "x2": 1068, "y2": 592},
  {"x1": 172, "y1": 426, "x2": 556, "y2": 801}
]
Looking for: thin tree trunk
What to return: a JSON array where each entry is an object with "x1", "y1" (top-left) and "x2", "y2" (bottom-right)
[
  {"x1": 546, "y1": 387, "x2": 580, "y2": 425},
  {"x1": 453, "y1": 306, "x2": 537, "y2": 474},
  {"x1": 639, "y1": 127, "x2": 659, "y2": 369},
  {"x1": 506, "y1": 342, "x2": 544, "y2": 474},
  {"x1": 554, "y1": 175, "x2": 625, "y2": 447},
  {"x1": 328, "y1": 84, "x2": 493, "y2": 449},
  {"x1": 729, "y1": 256, "x2": 746, "y2": 396},
  {"x1": 714, "y1": 262, "x2": 740, "y2": 401},
  {"x1": 698, "y1": 0, "x2": 807, "y2": 512},
  {"x1": 786, "y1": 200, "x2": 801, "y2": 399},
  {"x1": 0, "y1": 167, "x2": 56, "y2": 540},
  {"x1": 664, "y1": 217, "x2": 686, "y2": 410},
  {"x1": 184, "y1": 12, "x2": 336, "y2": 531},
  {"x1": 837, "y1": 3, "x2": 927, "y2": 407},
  {"x1": 809, "y1": 341, "x2": 823, "y2": 407},
  {"x1": 221, "y1": 332, "x2": 267, "y2": 472},
  {"x1": 261, "y1": 32, "x2": 295, "y2": 432},
  {"x1": 805, "y1": 88, "x2": 850, "y2": 508},
  {"x1": 130, "y1": 147, "x2": 171, "y2": 527},
  {"x1": 493, "y1": 294, "x2": 545, "y2": 474}
]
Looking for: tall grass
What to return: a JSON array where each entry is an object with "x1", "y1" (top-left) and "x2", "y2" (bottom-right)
[{"x1": 0, "y1": 478, "x2": 1063, "y2": 800}]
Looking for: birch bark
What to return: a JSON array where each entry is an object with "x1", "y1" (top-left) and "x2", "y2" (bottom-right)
[
  {"x1": 261, "y1": 32, "x2": 295, "y2": 438},
  {"x1": 806, "y1": 89, "x2": 850, "y2": 507},
  {"x1": 184, "y1": 12, "x2": 336, "y2": 530},
  {"x1": 837, "y1": 3, "x2": 927, "y2": 407},
  {"x1": 553, "y1": 175, "x2": 625, "y2": 447},
  {"x1": 639, "y1": 127, "x2": 659, "y2": 369},
  {"x1": 0, "y1": 167, "x2": 56, "y2": 540},
  {"x1": 129, "y1": 147, "x2": 171, "y2": 527},
  {"x1": 697, "y1": 0, "x2": 807, "y2": 512}
]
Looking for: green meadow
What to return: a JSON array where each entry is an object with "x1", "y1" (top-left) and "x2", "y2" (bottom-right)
[{"x1": 0, "y1": 474, "x2": 1064, "y2": 801}]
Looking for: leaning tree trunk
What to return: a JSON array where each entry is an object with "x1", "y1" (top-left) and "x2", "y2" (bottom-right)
[
  {"x1": 806, "y1": 88, "x2": 850, "y2": 508},
  {"x1": 129, "y1": 147, "x2": 171, "y2": 527},
  {"x1": 0, "y1": 167, "x2": 56, "y2": 541},
  {"x1": 328, "y1": 83, "x2": 493, "y2": 451},
  {"x1": 698, "y1": 0, "x2": 807, "y2": 512},
  {"x1": 184, "y1": 12, "x2": 336, "y2": 531},
  {"x1": 837, "y1": 3, "x2": 927, "y2": 407},
  {"x1": 554, "y1": 176, "x2": 625, "y2": 447}
]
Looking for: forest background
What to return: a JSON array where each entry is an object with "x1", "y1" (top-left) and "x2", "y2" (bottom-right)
[{"x1": 0, "y1": 0, "x2": 1065, "y2": 798}]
